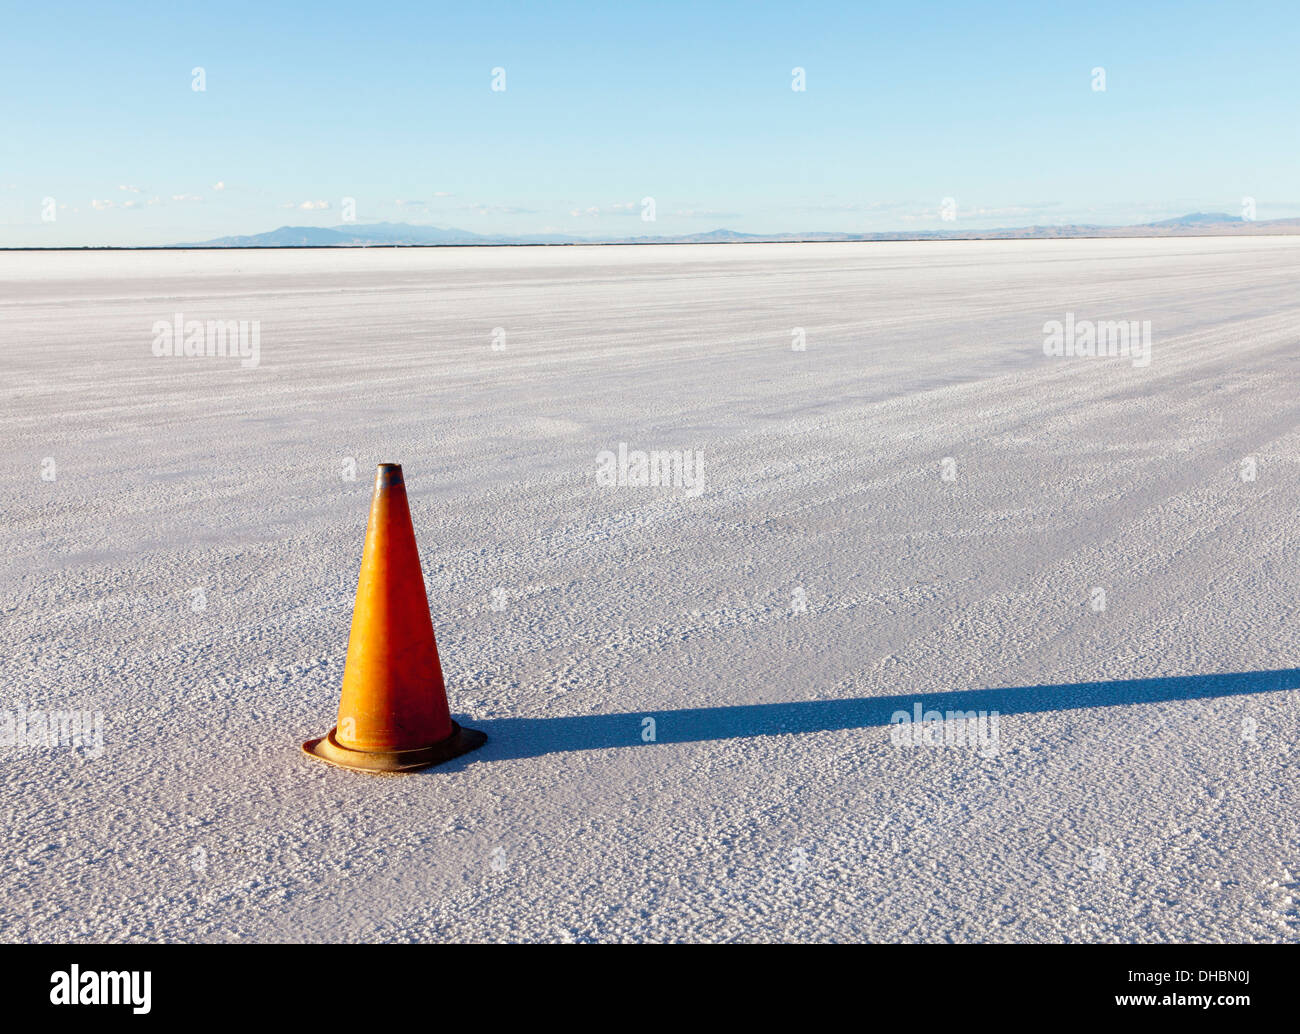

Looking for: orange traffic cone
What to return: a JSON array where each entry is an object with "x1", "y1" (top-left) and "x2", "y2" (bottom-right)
[{"x1": 302, "y1": 463, "x2": 486, "y2": 773}]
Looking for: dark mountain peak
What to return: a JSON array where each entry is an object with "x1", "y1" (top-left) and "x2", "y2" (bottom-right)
[{"x1": 1147, "y1": 212, "x2": 1241, "y2": 227}]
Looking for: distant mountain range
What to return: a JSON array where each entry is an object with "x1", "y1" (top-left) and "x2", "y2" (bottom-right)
[
  {"x1": 181, "y1": 222, "x2": 573, "y2": 247},
  {"x1": 173, "y1": 213, "x2": 1300, "y2": 249}
]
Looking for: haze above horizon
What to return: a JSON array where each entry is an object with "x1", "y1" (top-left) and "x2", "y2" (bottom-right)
[{"x1": 4, "y1": 0, "x2": 1298, "y2": 247}]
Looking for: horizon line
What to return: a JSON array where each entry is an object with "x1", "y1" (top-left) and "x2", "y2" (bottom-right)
[{"x1": 7, "y1": 229, "x2": 1300, "y2": 253}]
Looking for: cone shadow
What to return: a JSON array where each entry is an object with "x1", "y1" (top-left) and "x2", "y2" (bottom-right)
[{"x1": 463, "y1": 667, "x2": 1300, "y2": 763}]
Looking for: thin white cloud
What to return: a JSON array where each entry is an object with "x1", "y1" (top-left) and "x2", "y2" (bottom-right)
[
  {"x1": 171, "y1": 193, "x2": 203, "y2": 202},
  {"x1": 670, "y1": 208, "x2": 740, "y2": 219},
  {"x1": 461, "y1": 203, "x2": 535, "y2": 216},
  {"x1": 213, "y1": 181, "x2": 225, "y2": 191},
  {"x1": 568, "y1": 201, "x2": 638, "y2": 218},
  {"x1": 90, "y1": 199, "x2": 114, "y2": 210},
  {"x1": 962, "y1": 205, "x2": 1036, "y2": 218},
  {"x1": 283, "y1": 200, "x2": 330, "y2": 210},
  {"x1": 797, "y1": 199, "x2": 910, "y2": 214},
  {"x1": 399, "y1": 194, "x2": 453, "y2": 206},
  {"x1": 118, "y1": 184, "x2": 142, "y2": 193}
]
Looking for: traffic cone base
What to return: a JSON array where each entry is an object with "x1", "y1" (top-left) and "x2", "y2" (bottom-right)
[{"x1": 303, "y1": 721, "x2": 487, "y2": 774}]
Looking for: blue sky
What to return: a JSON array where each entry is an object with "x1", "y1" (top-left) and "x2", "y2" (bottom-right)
[{"x1": 3, "y1": 0, "x2": 1297, "y2": 246}]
